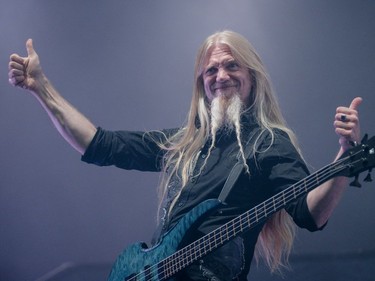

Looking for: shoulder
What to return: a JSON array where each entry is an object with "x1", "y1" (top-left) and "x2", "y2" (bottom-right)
[
  {"x1": 251, "y1": 127, "x2": 305, "y2": 170},
  {"x1": 255, "y1": 128, "x2": 294, "y2": 152}
]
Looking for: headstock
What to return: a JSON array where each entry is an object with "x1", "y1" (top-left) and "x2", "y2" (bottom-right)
[{"x1": 336, "y1": 134, "x2": 375, "y2": 187}]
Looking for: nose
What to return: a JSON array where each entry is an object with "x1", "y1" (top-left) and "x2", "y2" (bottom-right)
[{"x1": 216, "y1": 67, "x2": 230, "y2": 82}]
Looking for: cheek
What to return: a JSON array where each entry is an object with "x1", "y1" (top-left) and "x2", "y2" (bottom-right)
[
  {"x1": 244, "y1": 81, "x2": 252, "y2": 95},
  {"x1": 205, "y1": 91, "x2": 214, "y2": 102},
  {"x1": 243, "y1": 74, "x2": 252, "y2": 93},
  {"x1": 203, "y1": 78, "x2": 214, "y2": 99},
  {"x1": 240, "y1": 77, "x2": 253, "y2": 104},
  {"x1": 203, "y1": 76, "x2": 210, "y2": 89}
]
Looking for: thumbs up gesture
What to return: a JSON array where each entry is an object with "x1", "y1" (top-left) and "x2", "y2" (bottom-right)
[
  {"x1": 334, "y1": 97, "x2": 362, "y2": 151},
  {"x1": 8, "y1": 39, "x2": 44, "y2": 92}
]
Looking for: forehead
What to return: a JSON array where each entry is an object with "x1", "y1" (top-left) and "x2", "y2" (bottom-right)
[{"x1": 205, "y1": 45, "x2": 235, "y2": 67}]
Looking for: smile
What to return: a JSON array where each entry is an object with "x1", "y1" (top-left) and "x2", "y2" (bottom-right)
[{"x1": 212, "y1": 84, "x2": 237, "y2": 91}]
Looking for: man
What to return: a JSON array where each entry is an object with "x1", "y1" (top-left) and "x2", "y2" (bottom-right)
[{"x1": 8, "y1": 31, "x2": 361, "y2": 280}]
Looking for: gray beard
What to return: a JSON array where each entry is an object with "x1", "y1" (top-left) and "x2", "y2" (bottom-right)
[
  {"x1": 210, "y1": 93, "x2": 243, "y2": 135},
  {"x1": 206, "y1": 93, "x2": 249, "y2": 175},
  {"x1": 191, "y1": 93, "x2": 249, "y2": 180}
]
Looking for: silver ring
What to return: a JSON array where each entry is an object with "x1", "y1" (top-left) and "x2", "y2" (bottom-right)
[{"x1": 340, "y1": 114, "x2": 348, "y2": 122}]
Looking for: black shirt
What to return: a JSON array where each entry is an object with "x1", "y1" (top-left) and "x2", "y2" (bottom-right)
[{"x1": 82, "y1": 126, "x2": 321, "y2": 280}]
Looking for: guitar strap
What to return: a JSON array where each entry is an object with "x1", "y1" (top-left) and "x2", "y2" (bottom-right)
[{"x1": 218, "y1": 127, "x2": 261, "y2": 203}]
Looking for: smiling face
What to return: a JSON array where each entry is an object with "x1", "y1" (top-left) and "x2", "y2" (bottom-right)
[{"x1": 202, "y1": 45, "x2": 252, "y2": 106}]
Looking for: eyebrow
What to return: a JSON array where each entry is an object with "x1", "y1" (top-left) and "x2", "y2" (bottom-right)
[{"x1": 205, "y1": 58, "x2": 237, "y2": 69}]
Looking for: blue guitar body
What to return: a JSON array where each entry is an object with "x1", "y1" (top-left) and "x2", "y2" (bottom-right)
[{"x1": 108, "y1": 199, "x2": 221, "y2": 281}]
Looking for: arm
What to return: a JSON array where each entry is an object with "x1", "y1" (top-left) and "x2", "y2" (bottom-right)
[
  {"x1": 8, "y1": 39, "x2": 97, "y2": 155},
  {"x1": 306, "y1": 97, "x2": 362, "y2": 228}
]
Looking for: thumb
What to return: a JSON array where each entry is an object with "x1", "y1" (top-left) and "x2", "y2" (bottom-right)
[
  {"x1": 26, "y1": 38, "x2": 36, "y2": 56},
  {"x1": 349, "y1": 96, "x2": 362, "y2": 110}
]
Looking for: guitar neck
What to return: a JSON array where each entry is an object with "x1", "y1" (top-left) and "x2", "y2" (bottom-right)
[
  {"x1": 158, "y1": 159, "x2": 346, "y2": 279},
  {"x1": 109, "y1": 136, "x2": 374, "y2": 281}
]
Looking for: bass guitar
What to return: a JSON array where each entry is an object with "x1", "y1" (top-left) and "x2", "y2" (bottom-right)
[{"x1": 108, "y1": 135, "x2": 375, "y2": 281}]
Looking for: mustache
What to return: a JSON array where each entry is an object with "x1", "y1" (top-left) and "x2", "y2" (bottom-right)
[{"x1": 211, "y1": 82, "x2": 237, "y2": 91}]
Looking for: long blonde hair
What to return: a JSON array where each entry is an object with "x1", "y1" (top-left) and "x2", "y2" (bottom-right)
[{"x1": 158, "y1": 30, "x2": 302, "y2": 273}]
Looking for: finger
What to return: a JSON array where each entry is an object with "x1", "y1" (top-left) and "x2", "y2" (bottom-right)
[
  {"x1": 349, "y1": 97, "x2": 362, "y2": 110},
  {"x1": 335, "y1": 112, "x2": 359, "y2": 123},
  {"x1": 9, "y1": 60, "x2": 25, "y2": 71},
  {"x1": 9, "y1": 54, "x2": 25, "y2": 65},
  {"x1": 336, "y1": 104, "x2": 360, "y2": 117},
  {"x1": 9, "y1": 75, "x2": 25, "y2": 86},
  {"x1": 336, "y1": 113, "x2": 349, "y2": 122},
  {"x1": 334, "y1": 120, "x2": 354, "y2": 130},
  {"x1": 8, "y1": 68, "x2": 24, "y2": 78},
  {"x1": 335, "y1": 127, "x2": 351, "y2": 137},
  {"x1": 26, "y1": 38, "x2": 36, "y2": 56}
]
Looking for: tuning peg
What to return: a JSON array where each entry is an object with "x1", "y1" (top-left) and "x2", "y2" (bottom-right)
[
  {"x1": 361, "y1": 134, "x2": 368, "y2": 144},
  {"x1": 349, "y1": 140, "x2": 358, "y2": 147},
  {"x1": 350, "y1": 174, "x2": 362, "y2": 188},
  {"x1": 364, "y1": 168, "x2": 373, "y2": 182}
]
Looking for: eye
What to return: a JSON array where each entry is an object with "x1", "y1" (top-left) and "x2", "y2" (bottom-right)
[
  {"x1": 205, "y1": 67, "x2": 217, "y2": 76},
  {"x1": 227, "y1": 61, "x2": 239, "y2": 70}
]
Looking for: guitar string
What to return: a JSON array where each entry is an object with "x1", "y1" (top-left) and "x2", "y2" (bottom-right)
[
  {"x1": 128, "y1": 153, "x2": 357, "y2": 280},
  {"x1": 155, "y1": 157, "x2": 350, "y2": 279},
  {"x1": 131, "y1": 157, "x2": 348, "y2": 281},
  {"x1": 129, "y1": 156, "x2": 349, "y2": 280}
]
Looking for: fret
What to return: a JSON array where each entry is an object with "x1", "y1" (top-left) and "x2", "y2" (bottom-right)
[
  {"x1": 219, "y1": 225, "x2": 224, "y2": 245},
  {"x1": 207, "y1": 234, "x2": 213, "y2": 252},
  {"x1": 203, "y1": 235, "x2": 208, "y2": 254},
  {"x1": 263, "y1": 201, "x2": 267, "y2": 217},
  {"x1": 186, "y1": 245, "x2": 190, "y2": 263},
  {"x1": 212, "y1": 230, "x2": 218, "y2": 249},
  {"x1": 246, "y1": 211, "x2": 251, "y2": 229},
  {"x1": 177, "y1": 255, "x2": 183, "y2": 272},
  {"x1": 254, "y1": 206, "x2": 258, "y2": 222},
  {"x1": 226, "y1": 223, "x2": 229, "y2": 240},
  {"x1": 174, "y1": 254, "x2": 180, "y2": 274},
  {"x1": 204, "y1": 238, "x2": 210, "y2": 254},
  {"x1": 257, "y1": 205, "x2": 264, "y2": 220},
  {"x1": 275, "y1": 196, "x2": 281, "y2": 209},
  {"x1": 159, "y1": 261, "x2": 166, "y2": 280},
  {"x1": 242, "y1": 214, "x2": 248, "y2": 232},
  {"x1": 172, "y1": 257, "x2": 178, "y2": 274},
  {"x1": 298, "y1": 182, "x2": 304, "y2": 195},
  {"x1": 231, "y1": 219, "x2": 236, "y2": 237},
  {"x1": 201, "y1": 240, "x2": 206, "y2": 256},
  {"x1": 187, "y1": 244, "x2": 194, "y2": 264},
  {"x1": 198, "y1": 240, "x2": 204, "y2": 258},
  {"x1": 194, "y1": 240, "x2": 200, "y2": 262},
  {"x1": 315, "y1": 172, "x2": 320, "y2": 186},
  {"x1": 166, "y1": 257, "x2": 172, "y2": 277},
  {"x1": 303, "y1": 180, "x2": 308, "y2": 194}
]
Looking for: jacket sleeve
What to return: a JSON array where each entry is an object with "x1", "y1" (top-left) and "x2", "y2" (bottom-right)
[
  {"x1": 255, "y1": 129, "x2": 325, "y2": 232},
  {"x1": 81, "y1": 127, "x2": 176, "y2": 172}
]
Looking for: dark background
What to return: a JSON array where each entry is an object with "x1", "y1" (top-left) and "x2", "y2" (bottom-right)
[{"x1": 1, "y1": 1, "x2": 374, "y2": 280}]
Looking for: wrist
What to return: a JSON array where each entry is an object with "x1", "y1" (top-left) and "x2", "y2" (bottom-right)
[{"x1": 30, "y1": 73, "x2": 50, "y2": 93}]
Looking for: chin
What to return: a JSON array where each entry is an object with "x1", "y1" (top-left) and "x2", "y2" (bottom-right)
[{"x1": 217, "y1": 90, "x2": 238, "y2": 99}]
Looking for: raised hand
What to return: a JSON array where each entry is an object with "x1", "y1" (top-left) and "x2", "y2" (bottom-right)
[
  {"x1": 334, "y1": 97, "x2": 362, "y2": 151},
  {"x1": 8, "y1": 39, "x2": 43, "y2": 92}
]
